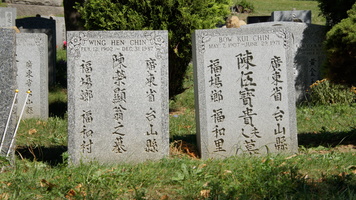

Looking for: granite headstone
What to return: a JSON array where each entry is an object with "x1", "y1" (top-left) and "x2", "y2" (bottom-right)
[
  {"x1": 0, "y1": 28, "x2": 17, "y2": 156},
  {"x1": 247, "y1": 16, "x2": 271, "y2": 24},
  {"x1": 16, "y1": 33, "x2": 49, "y2": 119},
  {"x1": 241, "y1": 22, "x2": 327, "y2": 102},
  {"x1": 16, "y1": 16, "x2": 56, "y2": 85},
  {"x1": 0, "y1": 7, "x2": 16, "y2": 27},
  {"x1": 271, "y1": 10, "x2": 311, "y2": 24},
  {"x1": 43, "y1": 16, "x2": 66, "y2": 48},
  {"x1": 67, "y1": 30, "x2": 169, "y2": 164},
  {"x1": 193, "y1": 27, "x2": 298, "y2": 159}
]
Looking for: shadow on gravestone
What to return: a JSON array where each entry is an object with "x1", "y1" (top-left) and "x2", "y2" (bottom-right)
[{"x1": 16, "y1": 16, "x2": 56, "y2": 86}]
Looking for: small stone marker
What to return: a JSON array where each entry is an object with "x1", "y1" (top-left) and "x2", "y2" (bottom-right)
[
  {"x1": 0, "y1": 28, "x2": 17, "y2": 156},
  {"x1": 271, "y1": 10, "x2": 311, "y2": 24},
  {"x1": 16, "y1": 33, "x2": 49, "y2": 119},
  {"x1": 193, "y1": 27, "x2": 298, "y2": 159},
  {"x1": 247, "y1": 16, "x2": 271, "y2": 24},
  {"x1": 0, "y1": 7, "x2": 16, "y2": 27},
  {"x1": 242, "y1": 22, "x2": 327, "y2": 102},
  {"x1": 16, "y1": 16, "x2": 56, "y2": 85},
  {"x1": 67, "y1": 30, "x2": 169, "y2": 164}
]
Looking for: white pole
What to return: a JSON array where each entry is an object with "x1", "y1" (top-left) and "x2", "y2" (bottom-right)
[
  {"x1": 6, "y1": 90, "x2": 31, "y2": 157},
  {"x1": 0, "y1": 89, "x2": 19, "y2": 154}
]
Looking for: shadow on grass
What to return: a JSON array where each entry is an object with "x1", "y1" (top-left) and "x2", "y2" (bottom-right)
[
  {"x1": 298, "y1": 128, "x2": 356, "y2": 148},
  {"x1": 49, "y1": 101, "x2": 67, "y2": 118},
  {"x1": 16, "y1": 146, "x2": 67, "y2": 166}
]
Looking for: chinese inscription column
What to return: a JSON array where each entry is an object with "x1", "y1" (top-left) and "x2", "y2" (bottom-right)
[
  {"x1": 145, "y1": 58, "x2": 159, "y2": 152},
  {"x1": 112, "y1": 53, "x2": 128, "y2": 154},
  {"x1": 236, "y1": 50, "x2": 261, "y2": 154},
  {"x1": 208, "y1": 59, "x2": 226, "y2": 152},
  {"x1": 79, "y1": 60, "x2": 94, "y2": 154},
  {"x1": 270, "y1": 56, "x2": 288, "y2": 151}
]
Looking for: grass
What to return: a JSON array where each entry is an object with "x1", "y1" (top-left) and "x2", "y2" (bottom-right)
[{"x1": 1, "y1": 2, "x2": 356, "y2": 199}]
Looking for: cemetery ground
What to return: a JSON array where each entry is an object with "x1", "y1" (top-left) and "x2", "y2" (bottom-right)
[{"x1": 0, "y1": 50, "x2": 355, "y2": 199}]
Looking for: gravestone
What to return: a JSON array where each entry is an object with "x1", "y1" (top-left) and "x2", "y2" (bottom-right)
[
  {"x1": 0, "y1": 7, "x2": 16, "y2": 27},
  {"x1": 43, "y1": 16, "x2": 66, "y2": 48},
  {"x1": 271, "y1": 10, "x2": 311, "y2": 24},
  {"x1": 193, "y1": 27, "x2": 298, "y2": 159},
  {"x1": 16, "y1": 16, "x2": 56, "y2": 85},
  {"x1": 67, "y1": 30, "x2": 169, "y2": 164},
  {"x1": 241, "y1": 22, "x2": 327, "y2": 102},
  {"x1": 16, "y1": 33, "x2": 49, "y2": 119},
  {"x1": 247, "y1": 16, "x2": 271, "y2": 24},
  {"x1": 0, "y1": 28, "x2": 17, "y2": 156}
]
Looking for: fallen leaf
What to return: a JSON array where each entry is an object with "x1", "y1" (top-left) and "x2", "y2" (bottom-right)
[
  {"x1": 28, "y1": 129, "x2": 37, "y2": 135},
  {"x1": 200, "y1": 190, "x2": 210, "y2": 198}
]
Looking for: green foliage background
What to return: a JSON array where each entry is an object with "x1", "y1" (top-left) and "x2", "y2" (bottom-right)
[
  {"x1": 75, "y1": 0, "x2": 232, "y2": 98},
  {"x1": 323, "y1": 3, "x2": 356, "y2": 87},
  {"x1": 316, "y1": 0, "x2": 355, "y2": 26}
]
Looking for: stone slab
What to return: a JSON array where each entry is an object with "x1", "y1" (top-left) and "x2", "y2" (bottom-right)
[
  {"x1": 67, "y1": 30, "x2": 169, "y2": 164},
  {"x1": 271, "y1": 10, "x2": 311, "y2": 24},
  {"x1": 0, "y1": 28, "x2": 17, "y2": 156},
  {"x1": 43, "y1": 16, "x2": 66, "y2": 48},
  {"x1": 0, "y1": 7, "x2": 16, "y2": 27},
  {"x1": 16, "y1": 16, "x2": 56, "y2": 85},
  {"x1": 16, "y1": 33, "x2": 48, "y2": 119},
  {"x1": 193, "y1": 27, "x2": 298, "y2": 159},
  {"x1": 242, "y1": 22, "x2": 327, "y2": 102},
  {"x1": 247, "y1": 16, "x2": 271, "y2": 24}
]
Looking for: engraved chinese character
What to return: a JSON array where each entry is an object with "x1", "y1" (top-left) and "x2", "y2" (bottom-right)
[
  {"x1": 211, "y1": 108, "x2": 225, "y2": 123},
  {"x1": 113, "y1": 68, "x2": 126, "y2": 87},
  {"x1": 80, "y1": 126, "x2": 93, "y2": 138},
  {"x1": 240, "y1": 71, "x2": 256, "y2": 88},
  {"x1": 271, "y1": 86, "x2": 282, "y2": 101},
  {"x1": 80, "y1": 60, "x2": 92, "y2": 73},
  {"x1": 146, "y1": 58, "x2": 157, "y2": 71},
  {"x1": 208, "y1": 59, "x2": 222, "y2": 74},
  {"x1": 212, "y1": 125, "x2": 225, "y2": 138},
  {"x1": 214, "y1": 138, "x2": 226, "y2": 152},
  {"x1": 239, "y1": 107, "x2": 256, "y2": 126},
  {"x1": 146, "y1": 73, "x2": 158, "y2": 87},
  {"x1": 244, "y1": 139, "x2": 259, "y2": 154},
  {"x1": 112, "y1": 53, "x2": 126, "y2": 69},
  {"x1": 80, "y1": 74, "x2": 93, "y2": 89},
  {"x1": 81, "y1": 110, "x2": 93, "y2": 124},
  {"x1": 80, "y1": 89, "x2": 94, "y2": 102},
  {"x1": 275, "y1": 136, "x2": 288, "y2": 150},
  {"x1": 145, "y1": 108, "x2": 156, "y2": 122},
  {"x1": 112, "y1": 122, "x2": 125, "y2": 136},
  {"x1": 209, "y1": 74, "x2": 223, "y2": 88},
  {"x1": 146, "y1": 89, "x2": 157, "y2": 102},
  {"x1": 239, "y1": 87, "x2": 255, "y2": 107},
  {"x1": 272, "y1": 106, "x2": 284, "y2": 121},
  {"x1": 81, "y1": 139, "x2": 93, "y2": 153},
  {"x1": 241, "y1": 126, "x2": 261, "y2": 138},
  {"x1": 270, "y1": 56, "x2": 282, "y2": 71},
  {"x1": 113, "y1": 136, "x2": 127, "y2": 153},
  {"x1": 236, "y1": 50, "x2": 256, "y2": 70},
  {"x1": 113, "y1": 105, "x2": 127, "y2": 121},
  {"x1": 113, "y1": 88, "x2": 126, "y2": 103},
  {"x1": 145, "y1": 139, "x2": 158, "y2": 152},
  {"x1": 146, "y1": 124, "x2": 158, "y2": 135},
  {"x1": 274, "y1": 123, "x2": 286, "y2": 135},
  {"x1": 210, "y1": 89, "x2": 223, "y2": 102}
]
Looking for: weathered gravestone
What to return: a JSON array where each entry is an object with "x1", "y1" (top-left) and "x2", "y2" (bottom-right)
[
  {"x1": 193, "y1": 27, "x2": 298, "y2": 159},
  {"x1": 271, "y1": 10, "x2": 311, "y2": 24},
  {"x1": 247, "y1": 16, "x2": 271, "y2": 24},
  {"x1": 67, "y1": 30, "x2": 169, "y2": 164},
  {"x1": 0, "y1": 28, "x2": 17, "y2": 156},
  {"x1": 241, "y1": 22, "x2": 327, "y2": 102},
  {"x1": 16, "y1": 16, "x2": 56, "y2": 85},
  {"x1": 16, "y1": 33, "x2": 48, "y2": 119},
  {"x1": 0, "y1": 7, "x2": 16, "y2": 27},
  {"x1": 43, "y1": 16, "x2": 66, "y2": 48}
]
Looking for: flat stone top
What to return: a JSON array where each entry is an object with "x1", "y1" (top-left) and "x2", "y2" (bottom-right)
[{"x1": 7, "y1": 4, "x2": 64, "y2": 17}]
